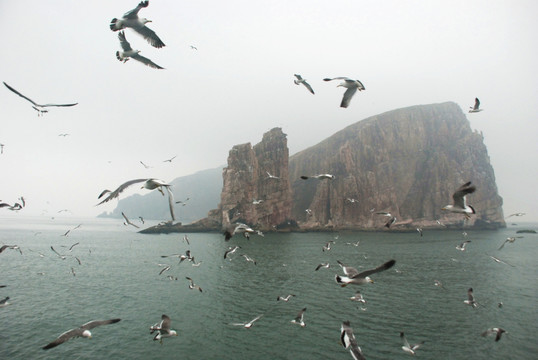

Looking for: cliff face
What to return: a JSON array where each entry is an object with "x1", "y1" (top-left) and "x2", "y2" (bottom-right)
[
  {"x1": 289, "y1": 102, "x2": 505, "y2": 229},
  {"x1": 210, "y1": 127, "x2": 293, "y2": 230}
]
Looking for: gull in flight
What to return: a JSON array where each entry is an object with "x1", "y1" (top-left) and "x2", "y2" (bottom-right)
[
  {"x1": 223, "y1": 223, "x2": 256, "y2": 241},
  {"x1": 231, "y1": 314, "x2": 263, "y2": 329},
  {"x1": 163, "y1": 155, "x2": 177, "y2": 163},
  {"x1": 241, "y1": 254, "x2": 257, "y2": 265},
  {"x1": 122, "y1": 212, "x2": 140, "y2": 228},
  {"x1": 442, "y1": 181, "x2": 476, "y2": 217},
  {"x1": 323, "y1": 77, "x2": 365, "y2": 108},
  {"x1": 340, "y1": 320, "x2": 366, "y2": 360},
  {"x1": 42, "y1": 319, "x2": 121, "y2": 350},
  {"x1": 335, "y1": 259, "x2": 396, "y2": 286},
  {"x1": 349, "y1": 291, "x2": 366, "y2": 303},
  {"x1": 97, "y1": 178, "x2": 175, "y2": 221},
  {"x1": 140, "y1": 161, "x2": 152, "y2": 169},
  {"x1": 505, "y1": 212, "x2": 525, "y2": 218},
  {"x1": 456, "y1": 240, "x2": 471, "y2": 251},
  {"x1": 487, "y1": 254, "x2": 515, "y2": 267},
  {"x1": 150, "y1": 314, "x2": 178, "y2": 343},
  {"x1": 469, "y1": 98, "x2": 483, "y2": 113},
  {"x1": 293, "y1": 74, "x2": 315, "y2": 94},
  {"x1": 300, "y1": 173, "x2": 335, "y2": 180},
  {"x1": 322, "y1": 241, "x2": 334, "y2": 252},
  {"x1": 0, "y1": 296, "x2": 10, "y2": 307},
  {"x1": 315, "y1": 262, "x2": 330, "y2": 271},
  {"x1": 400, "y1": 332, "x2": 424, "y2": 355},
  {"x1": 224, "y1": 246, "x2": 241, "y2": 259},
  {"x1": 0, "y1": 245, "x2": 22, "y2": 255},
  {"x1": 116, "y1": 31, "x2": 164, "y2": 69},
  {"x1": 291, "y1": 307, "x2": 307, "y2": 327},
  {"x1": 481, "y1": 328, "x2": 507, "y2": 342},
  {"x1": 498, "y1": 237, "x2": 518, "y2": 250},
  {"x1": 110, "y1": 0, "x2": 165, "y2": 48},
  {"x1": 3, "y1": 82, "x2": 78, "y2": 116},
  {"x1": 266, "y1": 171, "x2": 280, "y2": 180},
  {"x1": 277, "y1": 294, "x2": 296, "y2": 302},
  {"x1": 464, "y1": 287, "x2": 479, "y2": 308},
  {"x1": 185, "y1": 277, "x2": 203, "y2": 292}
]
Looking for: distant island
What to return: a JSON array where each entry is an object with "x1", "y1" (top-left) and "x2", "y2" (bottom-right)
[{"x1": 126, "y1": 102, "x2": 506, "y2": 234}]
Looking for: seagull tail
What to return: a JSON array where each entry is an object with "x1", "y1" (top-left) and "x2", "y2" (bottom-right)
[
  {"x1": 335, "y1": 275, "x2": 348, "y2": 286},
  {"x1": 110, "y1": 18, "x2": 119, "y2": 31}
]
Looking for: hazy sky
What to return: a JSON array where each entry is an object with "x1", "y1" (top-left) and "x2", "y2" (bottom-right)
[{"x1": 1, "y1": 0, "x2": 537, "y2": 221}]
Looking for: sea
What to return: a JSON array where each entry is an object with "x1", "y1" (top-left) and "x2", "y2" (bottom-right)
[{"x1": 0, "y1": 216, "x2": 536, "y2": 359}]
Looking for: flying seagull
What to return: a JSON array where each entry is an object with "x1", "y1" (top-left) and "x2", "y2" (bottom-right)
[
  {"x1": 323, "y1": 77, "x2": 365, "y2": 108},
  {"x1": 464, "y1": 287, "x2": 478, "y2": 308},
  {"x1": 42, "y1": 319, "x2": 121, "y2": 350},
  {"x1": 335, "y1": 259, "x2": 396, "y2": 286},
  {"x1": 122, "y1": 212, "x2": 140, "y2": 228},
  {"x1": 97, "y1": 178, "x2": 175, "y2": 221},
  {"x1": 139, "y1": 161, "x2": 152, "y2": 169},
  {"x1": 224, "y1": 246, "x2": 241, "y2": 259},
  {"x1": 231, "y1": 314, "x2": 263, "y2": 329},
  {"x1": 498, "y1": 237, "x2": 517, "y2": 250},
  {"x1": 315, "y1": 262, "x2": 330, "y2": 271},
  {"x1": 265, "y1": 171, "x2": 280, "y2": 180},
  {"x1": 340, "y1": 320, "x2": 366, "y2": 360},
  {"x1": 116, "y1": 31, "x2": 164, "y2": 69},
  {"x1": 110, "y1": 0, "x2": 165, "y2": 48},
  {"x1": 291, "y1": 307, "x2": 307, "y2": 327},
  {"x1": 300, "y1": 174, "x2": 335, "y2": 180},
  {"x1": 293, "y1": 74, "x2": 315, "y2": 94},
  {"x1": 223, "y1": 223, "x2": 256, "y2": 241},
  {"x1": 277, "y1": 294, "x2": 296, "y2": 302},
  {"x1": 469, "y1": 98, "x2": 483, "y2": 113},
  {"x1": 349, "y1": 291, "x2": 366, "y2": 303},
  {"x1": 505, "y1": 212, "x2": 525, "y2": 218},
  {"x1": 400, "y1": 332, "x2": 424, "y2": 355},
  {"x1": 185, "y1": 277, "x2": 203, "y2": 292},
  {"x1": 150, "y1": 314, "x2": 178, "y2": 343},
  {"x1": 0, "y1": 296, "x2": 10, "y2": 307},
  {"x1": 163, "y1": 155, "x2": 177, "y2": 163},
  {"x1": 322, "y1": 241, "x2": 334, "y2": 252},
  {"x1": 487, "y1": 254, "x2": 515, "y2": 267},
  {"x1": 481, "y1": 328, "x2": 507, "y2": 342},
  {"x1": 0, "y1": 245, "x2": 22, "y2": 255},
  {"x1": 3, "y1": 82, "x2": 78, "y2": 116},
  {"x1": 442, "y1": 181, "x2": 476, "y2": 217},
  {"x1": 456, "y1": 240, "x2": 471, "y2": 251},
  {"x1": 242, "y1": 254, "x2": 257, "y2": 265}
]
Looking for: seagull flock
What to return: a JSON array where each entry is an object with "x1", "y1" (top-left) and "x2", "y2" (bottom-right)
[{"x1": 0, "y1": 0, "x2": 521, "y2": 357}]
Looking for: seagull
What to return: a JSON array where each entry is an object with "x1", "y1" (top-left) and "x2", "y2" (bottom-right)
[
  {"x1": 456, "y1": 240, "x2": 471, "y2": 251},
  {"x1": 315, "y1": 262, "x2": 330, "y2": 271},
  {"x1": 322, "y1": 241, "x2": 334, "y2": 252},
  {"x1": 323, "y1": 77, "x2": 365, "y2": 108},
  {"x1": 442, "y1": 181, "x2": 476, "y2": 217},
  {"x1": 242, "y1": 254, "x2": 257, "y2": 265},
  {"x1": 498, "y1": 237, "x2": 517, "y2": 250},
  {"x1": 58, "y1": 133, "x2": 70, "y2": 137},
  {"x1": 190, "y1": 45, "x2": 198, "y2": 50},
  {"x1": 464, "y1": 288, "x2": 478, "y2": 308},
  {"x1": 384, "y1": 216, "x2": 397, "y2": 228},
  {"x1": 50, "y1": 246, "x2": 68, "y2": 260},
  {"x1": 121, "y1": 212, "x2": 140, "y2": 228},
  {"x1": 252, "y1": 199, "x2": 264, "y2": 205},
  {"x1": 0, "y1": 143, "x2": 4, "y2": 154},
  {"x1": 487, "y1": 254, "x2": 515, "y2": 267},
  {"x1": 0, "y1": 245, "x2": 22, "y2": 255},
  {"x1": 223, "y1": 223, "x2": 256, "y2": 241},
  {"x1": 224, "y1": 246, "x2": 241, "y2": 259},
  {"x1": 139, "y1": 161, "x2": 152, "y2": 169},
  {"x1": 505, "y1": 212, "x2": 525, "y2": 218},
  {"x1": 110, "y1": 0, "x2": 165, "y2": 48},
  {"x1": 340, "y1": 320, "x2": 366, "y2": 360},
  {"x1": 0, "y1": 296, "x2": 10, "y2": 307},
  {"x1": 158, "y1": 265, "x2": 171, "y2": 275},
  {"x1": 335, "y1": 259, "x2": 396, "y2": 286},
  {"x1": 97, "y1": 178, "x2": 175, "y2": 221},
  {"x1": 481, "y1": 328, "x2": 507, "y2": 342},
  {"x1": 266, "y1": 171, "x2": 280, "y2": 180},
  {"x1": 175, "y1": 197, "x2": 190, "y2": 205},
  {"x1": 150, "y1": 314, "x2": 178, "y2": 343},
  {"x1": 349, "y1": 291, "x2": 366, "y2": 303},
  {"x1": 293, "y1": 74, "x2": 315, "y2": 94},
  {"x1": 231, "y1": 314, "x2": 263, "y2": 329},
  {"x1": 400, "y1": 332, "x2": 424, "y2": 355},
  {"x1": 139, "y1": 216, "x2": 145, "y2": 224},
  {"x1": 434, "y1": 280, "x2": 447, "y2": 290},
  {"x1": 291, "y1": 307, "x2": 307, "y2": 327},
  {"x1": 116, "y1": 31, "x2": 164, "y2": 69},
  {"x1": 346, "y1": 198, "x2": 359, "y2": 203},
  {"x1": 469, "y1": 98, "x2": 483, "y2": 113},
  {"x1": 161, "y1": 250, "x2": 192, "y2": 264},
  {"x1": 182, "y1": 234, "x2": 190, "y2": 245},
  {"x1": 300, "y1": 174, "x2": 335, "y2": 180},
  {"x1": 42, "y1": 319, "x2": 121, "y2": 350},
  {"x1": 163, "y1": 155, "x2": 177, "y2": 163},
  {"x1": 416, "y1": 228, "x2": 423, "y2": 237},
  {"x1": 185, "y1": 277, "x2": 202, "y2": 292},
  {"x1": 3, "y1": 82, "x2": 78, "y2": 116},
  {"x1": 277, "y1": 294, "x2": 296, "y2": 302}
]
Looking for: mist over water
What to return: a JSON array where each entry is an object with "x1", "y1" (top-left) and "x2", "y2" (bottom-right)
[{"x1": 0, "y1": 216, "x2": 536, "y2": 359}]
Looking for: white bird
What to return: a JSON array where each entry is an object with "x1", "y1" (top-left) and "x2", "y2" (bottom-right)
[
  {"x1": 139, "y1": 161, "x2": 152, "y2": 169},
  {"x1": 335, "y1": 259, "x2": 396, "y2": 286},
  {"x1": 300, "y1": 174, "x2": 335, "y2": 180},
  {"x1": 3, "y1": 82, "x2": 78, "y2": 116},
  {"x1": 349, "y1": 291, "x2": 366, "y2": 303},
  {"x1": 163, "y1": 155, "x2": 177, "y2": 163},
  {"x1": 252, "y1": 199, "x2": 264, "y2": 205},
  {"x1": 241, "y1": 254, "x2": 257, "y2": 265},
  {"x1": 322, "y1": 241, "x2": 334, "y2": 252},
  {"x1": 223, "y1": 223, "x2": 256, "y2": 241},
  {"x1": 505, "y1": 212, "x2": 525, "y2": 218},
  {"x1": 277, "y1": 294, "x2": 295, "y2": 302},
  {"x1": 442, "y1": 181, "x2": 476, "y2": 217},
  {"x1": 456, "y1": 240, "x2": 471, "y2": 251},
  {"x1": 323, "y1": 77, "x2": 365, "y2": 108},
  {"x1": 231, "y1": 314, "x2": 263, "y2": 329},
  {"x1": 346, "y1": 198, "x2": 359, "y2": 203},
  {"x1": 400, "y1": 332, "x2": 424, "y2": 355},
  {"x1": 266, "y1": 171, "x2": 280, "y2": 180},
  {"x1": 340, "y1": 320, "x2": 366, "y2": 360},
  {"x1": 469, "y1": 97, "x2": 483, "y2": 113},
  {"x1": 42, "y1": 319, "x2": 121, "y2": 349},
  {"x1": 315, "y1": 262, "x2": 330, "y2": 271},
  {"x1": 498, "y1": 237, "x2": 517, "y2": 250},
  {"x1": 224, "y1": 246, "x2": 241, "y2": 259},
  {"x1": 291, "y1": 307, "x2": 307, "y2": 327},
  {"x1": 481, "y1": 327, "x2": 507, "y2": 342},
  {"x1": 122, "y1": 212, "x2": 140, "y2": 228},
  {"x1": 110, "y1": 0, "x2": 165, "y2": 48},
  {"x1": 185, "y1": 277, "x2": 203, "y2": 292},
  {"x1": 97, "y1": 178, "x2": 175, "y2": 221},
  {"x1": 0, "y1": 296, "x2": 10, "y2": 307},
  {"x1": 116, "y1": 31, "x2": 164, "y2": 69},
  {"x1": 487, "y1": 254, "x2": 515, "y2": 267},
  {"x1": 0, "y1": 245, "x2": 22, "y2": 255},
  {"x1": 464, "y1": 287, "x2": 478, "y2": 308},
  {"x1": 150, "y1": 314, "x2": 178, "y2": 343},
  {"x1": 293, "y1": 74, "x2": 315, "y2": 94}
]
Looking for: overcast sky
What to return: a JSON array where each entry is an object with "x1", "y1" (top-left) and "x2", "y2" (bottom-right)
[{"x1": 1, "y1": 0, "x2": 537, "y2": 221}]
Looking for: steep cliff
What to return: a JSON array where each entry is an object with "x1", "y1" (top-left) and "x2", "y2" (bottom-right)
[{"x1": 289, "y1": 102, "x2": 505, "y2": 229}]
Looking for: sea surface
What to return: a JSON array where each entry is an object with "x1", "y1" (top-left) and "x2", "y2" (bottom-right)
[{"x1": 0, "y1": 216, "x2": 536, "y2": 359}]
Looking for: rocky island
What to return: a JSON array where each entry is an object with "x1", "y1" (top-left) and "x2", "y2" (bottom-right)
[{"x1": 141, "y1": 102, "x2": 505, "y2": 234}]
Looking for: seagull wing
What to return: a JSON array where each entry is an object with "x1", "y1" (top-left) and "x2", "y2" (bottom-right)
[
  {"x1": 341, "y1": 86, "x2": 358, "y2": 108},
  {"x1": 474, "y1": 98, "x2": 480, "y2": 110},
  {"x1": 452, "y1": 182, "x2": 476, "y2": 209},
  {"x1": 160, "y1": 315, "x2": 172, "y2": 331},
  {"x1": 80, "y1": 318, "x2": 121, "y2": 331},
  {"x1": 3, "y1": 82, "x2": 38, "y2": 106},
  {"x1": 41, "y1": 102, "x2": 78, "y2": 108},
  {"x1": 97, "y1": 179, "x2": 148, "y2": 205},
  {"x1": 355, "y1": 259, "x2": 396, "y2": 278},
  {"x1": 323, "y1": 77, "x2": 350, "y2": 81},
  {"x1": 294, "y1": 307, "x2": 306, "y2": 322},
  {"x1": 165, "y1": 186, "x2": 176, "y2": 221},
  {"x1": 132, "y1": 25, "x2": 166, "y2": 48},
  {"x1": 43, "y1": 328, "x2": 82, "y2": 349},
  {"x1": 302, "y1": 81, "x2": 315, "y2": 94},
  {"x1": 400, "y1": 332, "x2": 411, "y2": 349},
  {"x1": 123, "y1": 0, "x2": 149, "y2": 19},
  {"x1": 131, "y1": 53, "x2": 164, "y2": 69},
  {"x1": 118, "y1": 31, "x2": 133, "y2": 52},
  {"x1": 337, "y1": 260, "x2": 360, "y2": 277}
]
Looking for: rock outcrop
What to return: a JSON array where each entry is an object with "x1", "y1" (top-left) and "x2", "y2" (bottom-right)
[{"x1": 289, "y1": 102, "x2": 505, "y2": 229}]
